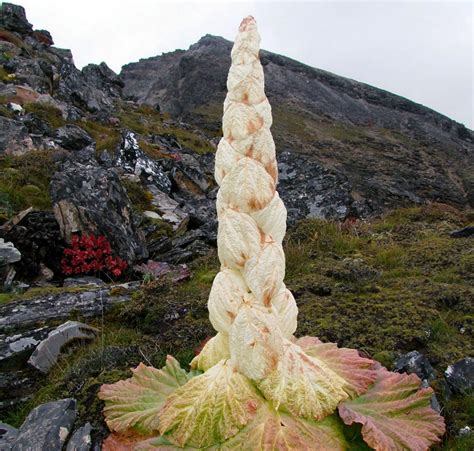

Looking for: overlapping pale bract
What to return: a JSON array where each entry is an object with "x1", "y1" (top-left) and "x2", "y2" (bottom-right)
[{"x1": 99, "y1": 16, "x2": 446, "y2": 450}]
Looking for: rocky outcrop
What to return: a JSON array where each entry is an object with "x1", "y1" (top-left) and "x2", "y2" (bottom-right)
[
  {"x1": 1, "y1": 211, "x2": 64, "y2": 281},
  {"x1": 50, "y1": 149, "x2": 148, "y2": 263},
  {"x1": 53, "y1": 124, "x2": 94, "y2": 151},
  {"x1": 0, "y1": 282, "x2": 138, "y2": 333},
  {"x1": 0, "y1": 3, "x2": 32, "y2": 34},
  {"x1": 13, "y1": 398, "x2": 77, "y2": 450},
  {"x1": 0, "y1": 238, "x2": 21, "y2": 287},
  {"x1": 115, "y1": 130, "x2": 171, "y2": 193},
  {"x1": 394, "y1": 351, "x2": 436, "y2": 383},
  {"x1": 0, "y1": 3, "x2": 122, "y2": 118},
  {"x1": 121, "y1": 34, "x2": 474, "y2": 216},
  {"x1": 445, "y1": 357, "x2": 474, "y2": 395},
  {"x1": 28, "y1": 321, "x2": 98, "y2": 373},
  {"x1": 0, "y1": 116, "x2": 34, "y2": 155}
]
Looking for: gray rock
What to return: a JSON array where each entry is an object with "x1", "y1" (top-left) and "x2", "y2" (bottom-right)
[
  {"x1": 66, "y1": 423, "x2": 92, "y2": 451},
  {"x1": 445, "y1": 357, "x2": 474, "y2": 394},
  {"x1": 53, "y1": 125, "x2": 94, "y2": 151},
  {"x1": 81, "y1": 62, "x2": 124, "y2": 99},
  {"x1": 147, "y1": 184, "x2": 189, "y2": 231},
  {"x1": 13, "y1": 398, "x2": 76, "y2": 451},
  {"x1": 0, "y1": 117, "x2": 34, "y2": 156},
  {"x1": 115, "y1": 130, "x2": 171, "y2": 193},
  {"x1": 0, "y1": 422, "x2": 18, "y2": 451},
  {"x1": 0, "y1": 283, "x2": 138, "y2": 332},
  {"x1": 278, "y1": 150, "x2": 362, "y2": 222},
  {"x1": 421, "y1": 379, "x2": 441, "y2": 413},
  {"x1": 0, "y1": 326, "x2": 50, "y2": 362},
  {"x1": 0, "y1": 239, "x2": 21, "y2": 266},
  {"x1": 50, "y1": 154, "x2": 148, "y2": 263},
  {"x1": 450, "y1": 226, "x2": 474, "y2": 238},
  {"x1": 0, "y1": 3, "x2": 33, "y2": 35},
  {"x1": 28, "y1": 321, "x2": 97, "y2": 373},
  {"x1": 394, "y1": 350, "x2": 436, "y2": 383},
  {"x1": 1, "y1": 211, "x2": 64, "y2": 281},
  {"x1": 63, "y1": 276, "x2": 106, "y2": 288}
]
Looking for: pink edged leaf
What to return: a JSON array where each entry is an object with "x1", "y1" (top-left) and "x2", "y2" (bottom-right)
[
  {"x1": 338, "y1": 368, "x2": 445, "y2": 451},
  {"x1": 295, "y1": 336, "x2": 378, "y2": 398},
  {"x1": 220, "y1": 403, "x2": 349, "y2": 450},
  {"x1": 102, "y1": 432, "x2": 152, "y2": 451},
  {"x1": 158, "y1": 360, "x2": 263, "y2": 448},
  {"x1": 99, "y1": 355, "x2": 192, "y2": 434}
]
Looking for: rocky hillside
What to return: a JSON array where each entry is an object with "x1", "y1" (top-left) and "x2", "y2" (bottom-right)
[{"x1": 122, "y1": 35, "x2": 474, "y2": 219}]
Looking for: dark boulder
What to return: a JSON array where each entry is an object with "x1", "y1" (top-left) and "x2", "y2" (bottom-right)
[
  {"x1": 50, "y1": 151, "x2": 148, "y2": 263},
  {"x1": 445, "y1": 357, "x2": 474, "y2": 394},
  {"x1": 82, "y1": 62, "x2": 124, "y2": 99},
  {"x1": 450, "y1": 226, "x2": 474, "y2": 238},
  {"x1": 1, "y1": 211, "x2": 65, "y2": 281},
  {"x1": 32, "y1": 29, "x2": 54, "y2": 47},
  {"x1": 115, "y1": 130, "x2": 171, "y2": 193},
  {"x1": 278, "y1": 150, "x2": 368, "y2": 223},
  {"x1": 0, "y1": 282, "x2": 139, "y2": 332},
  {"x1": 394, "y1": 351, "x2": 436, "y2": 383},
  {"x1": 66, "y1": 423, "x2": 92, "y2": 451},
  {"x1": 13, "y1": 398, "x2": 76, "y2": 450},
  {"x1": 0, "y1": 326, "x2": 50, "y2": 364},
  {"x1": 0, "y1": 3, "x2": 33, "y2": 35},
  {"x1": 0, "y1": 116, "x2": 34, "y2": 155},
  {"x1": 0, "y1": 422, "x2": 18, "y2": 450},
  {"x1": 53, "y1": 124, "x2": 94, "y2": 151}
]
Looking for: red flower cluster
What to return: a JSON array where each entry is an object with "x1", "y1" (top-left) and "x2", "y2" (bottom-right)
[{"x1": 62, "y1": 234, "x2": 127, "y2": 277}]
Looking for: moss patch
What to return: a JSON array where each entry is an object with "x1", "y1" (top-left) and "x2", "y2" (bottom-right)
[
  {"x1": 23, "y1": 102, "x2": 65, "y2": 128},
  {"x1": 0, "y1": 150, "x2": 56, "y2": 217}
]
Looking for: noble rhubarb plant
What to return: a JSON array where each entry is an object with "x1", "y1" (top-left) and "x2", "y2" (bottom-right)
[{"x1": 99, "y1": 17, "x2": 445, "y2": 450}]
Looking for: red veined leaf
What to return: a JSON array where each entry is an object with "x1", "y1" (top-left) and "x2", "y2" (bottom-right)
[{"x1": 338, "y1": 368, "x2": 445, "y2": 451}]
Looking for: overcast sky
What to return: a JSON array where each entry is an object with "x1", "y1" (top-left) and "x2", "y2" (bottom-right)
[{"x1": 16, "y1": 0, "x2": 473, "y2": 128}]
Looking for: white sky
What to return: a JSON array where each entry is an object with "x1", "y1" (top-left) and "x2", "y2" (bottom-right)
[{"x1": 14, "y1": 0, "x2": 474, "y2": 128}]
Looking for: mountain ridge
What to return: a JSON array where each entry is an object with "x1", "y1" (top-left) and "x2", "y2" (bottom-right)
[{"x1": 121, "y1": 34, "x2": 473, "y2": 218}]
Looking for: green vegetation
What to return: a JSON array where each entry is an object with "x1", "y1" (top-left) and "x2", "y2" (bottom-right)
[
  {"x1": 119, "y1": 103, "x2": 214, "y2": 155},
  {"x1": 23, "y1": 102, "x2": 65, "y2": 128},
  {"x1": 0, "y1": 150, "x2": 56, "y2": 217},
  {"x1": 77, "y1": 119, "x2": 120, "y2": 152},
  {"x1": 121, "y1": 178, "x2": 154, "y2": 212},
  {"x1": 0, "y1": 285, "x2": 94, "y2": 305}
]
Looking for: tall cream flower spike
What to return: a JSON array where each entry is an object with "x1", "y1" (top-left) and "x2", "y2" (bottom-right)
[
  {"x1": 99, "y1": 17, "x2": 445, "y2": 450},
  {"x1": 196, "y1": 15, "x2": 349, "y2": 418}
]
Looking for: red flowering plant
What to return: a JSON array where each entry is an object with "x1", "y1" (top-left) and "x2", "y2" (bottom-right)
[{"x1": 61, "y1": 234, "x2": 127, "y2": 279}]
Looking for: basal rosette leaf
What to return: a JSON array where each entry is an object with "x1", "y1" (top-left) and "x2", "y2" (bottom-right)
[
  {"x1": 338, "y1": 368, "x2": 445, "y2": 451},
  {"x1": 99, "y1": 356, "x2": 190, "y2": 434},
  {"x1": 158, "y1": 360, "x2": 262, "y2": 448},
  {"x1": 296, "y1": 336, "x2": 377, "y2": 398},
  {"x1": 258, "y1": 339, "x2": 349, "y2": 420},
  {"x1": 190, "y1": 332, "x2": 230, "y2": 371},
  {"x1": 220, "y1": 403, "x2": 349, "y2": 450}
]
